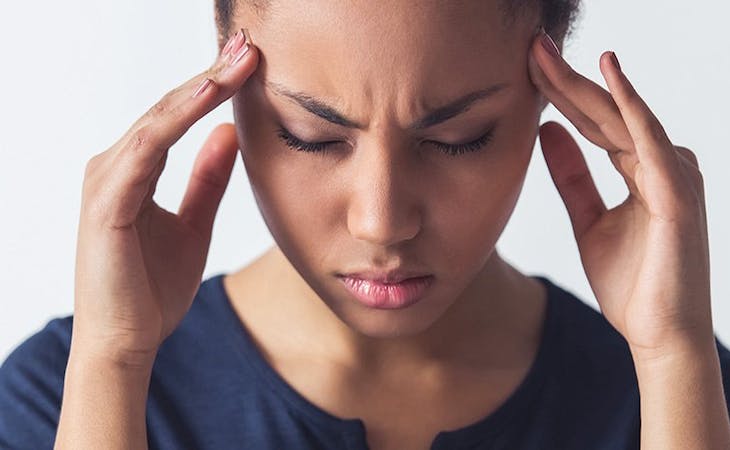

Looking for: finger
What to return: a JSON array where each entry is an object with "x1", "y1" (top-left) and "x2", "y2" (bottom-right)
[
  {"x1": 539, "y1": 121, "x2": 607, "y2": 240},
  {"x1": 598, "y1": 51, "x2": 683, "y2": 182},
  {"x1": 529, "y1": 29, "x2": 634, "y2": 154},
  {"x1": 102, "y1": 29, "x2": 258, "y2": 228},
  {"x1": 119, "y1": 29, "x2": 256, "y2": 182},
  {"x1": 177, "y1": 123, "x2": 239, "y2": 240}
]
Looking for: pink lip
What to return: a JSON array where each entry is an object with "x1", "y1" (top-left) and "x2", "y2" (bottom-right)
[
  {"x1": 338, "y1": 275, "x2": 434, "y2": 310},
  {"x1": 338, "y1": 269, "x2": 432, "y2": 284}
]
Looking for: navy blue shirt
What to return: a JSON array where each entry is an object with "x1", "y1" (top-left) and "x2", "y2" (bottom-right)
[{"x1": 2, "y1": 273, "x2": 730, "y2": 449}]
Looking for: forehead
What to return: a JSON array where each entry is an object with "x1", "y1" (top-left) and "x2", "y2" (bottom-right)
[{"x1": 238, "y1": 0, "x2": 537, "y2": 122}]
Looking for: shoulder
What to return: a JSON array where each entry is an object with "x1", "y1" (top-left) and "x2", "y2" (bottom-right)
[
  {"x1": 541, "y1": 276, "x2": 730, "y2": 424},
  {"x1": 0, "y1": 274, "x2": 229, "y2": 449},
  {"x1": 0, "y1": 315, "x2": 73, "y2": 449},
  {"x1": 539, "y1": 276, "x2": 636, "y2": 371},
  {"x1": 530, "y1": 277, "x2": 644, "y2": 447}
]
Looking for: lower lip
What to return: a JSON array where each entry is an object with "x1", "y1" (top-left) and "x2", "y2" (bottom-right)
[{"x1": 338, "y1": 275, "x2": 434, "y2": 310}]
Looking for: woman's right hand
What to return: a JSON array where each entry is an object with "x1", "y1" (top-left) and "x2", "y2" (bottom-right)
[{"x1": 71, "y1": 29, "x2": 259, "y2": 367}]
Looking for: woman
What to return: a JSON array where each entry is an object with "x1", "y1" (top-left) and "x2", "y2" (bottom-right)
[{"x1": 1, "y1": 0, "x2": 729, "y2": 448}]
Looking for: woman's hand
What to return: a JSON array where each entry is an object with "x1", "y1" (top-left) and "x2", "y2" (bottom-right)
[
  {"x1": 527, "y1": 28, "x2": 713, "y2": 358},
  {"x1": 528, "y1": 27, "x2": 730, "y2": 449},
  {"x1": 72, "y1": 29, "x2": 259, "y2": 367},
  {"x1": 57, "y1": 29, "x2": 259, "y2": 450}
]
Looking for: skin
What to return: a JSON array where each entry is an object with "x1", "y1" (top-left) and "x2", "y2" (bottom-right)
[
  {"x1": 53, "y1": 1, "x2": 730, "y2": 449},
  {"x1": 226, "y1": 1, "x2": 547, "y2": 368},
  {"x1": 223, "y1": 4, "x2": 550, "y2": 444}
]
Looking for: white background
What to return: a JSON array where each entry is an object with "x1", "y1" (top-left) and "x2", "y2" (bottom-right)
[{"x1": 1, "y1": 1, "x2": 728, "y2": 361}]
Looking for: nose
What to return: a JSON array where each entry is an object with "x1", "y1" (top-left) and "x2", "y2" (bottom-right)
[{"x1": 346, "y1": 143, "x2": 422, "y2": 247}]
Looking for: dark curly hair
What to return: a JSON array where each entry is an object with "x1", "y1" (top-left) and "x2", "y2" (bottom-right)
[{"x1": 214, "y1": 0, "x2": 581, "y2": 51}]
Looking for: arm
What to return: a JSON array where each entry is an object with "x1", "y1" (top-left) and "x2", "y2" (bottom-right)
[
  {"x1": 54, "y1": 349, "x2": 155, "y2": 449},
  {"x1": 527, "y1": 28, "x2": 730, "y2": 448},
  {"x1": 630, "y1": 338, "x2": 730, "y2": 450},
  {"x1": 54, "y1": 27, "x2": 258, "y2": 448}
]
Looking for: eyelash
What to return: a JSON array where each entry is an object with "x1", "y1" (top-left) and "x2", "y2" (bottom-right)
[{"x1": 275, "y1": 126, "x2": 495, "y2": 157}]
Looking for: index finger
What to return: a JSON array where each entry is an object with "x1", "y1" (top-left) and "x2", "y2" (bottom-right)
[
  {"x1": 113, "y1": 28, "x2": 258, "y2": 186},
  {"x1": 528, "y1": 28, "x2": 634, "y2": 154}
]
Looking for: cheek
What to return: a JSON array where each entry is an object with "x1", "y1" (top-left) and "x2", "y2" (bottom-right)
[
  {"x1": 233, "y1": 93, "x2": 337, "y2": 263},
  {"x1": 427, "y1": 105, "x2": 539, "y2": 274},
  {"x1": 426, "y1": 154, "x2": 532, "y2": 277}
]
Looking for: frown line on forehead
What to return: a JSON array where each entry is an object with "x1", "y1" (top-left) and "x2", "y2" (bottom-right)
[{"x1": 262, "y1": 79, "x2": 509, "y2": 130}]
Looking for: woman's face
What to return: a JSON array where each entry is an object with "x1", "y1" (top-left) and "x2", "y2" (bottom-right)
[{"x1": 230, "y1": 0, "x2": 544, "y2": 337}]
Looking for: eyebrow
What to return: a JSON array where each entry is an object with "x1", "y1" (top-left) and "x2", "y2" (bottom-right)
[{"x1": 264, "y1": 80, "x2": 508, "y2": 130}]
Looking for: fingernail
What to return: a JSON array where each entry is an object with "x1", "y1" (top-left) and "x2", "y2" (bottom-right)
[
  {"x1": 220, "y1": 30, "x2": 244, "y2": 64},
  {"x1": 228, "y1": 29, "x2": 246, "y2": 58},
  {"x1": 540, "y1": 28, "x2": 561, "y2": 59},
  {"x1": 229, "y1": 28, "x2": 251, "y2": 67},
  {"x1": 221, "y1": 32, "x2": 237, "y2": 58},
  {"x1": 192, "y1": 78, "x2": 213, "y2": 98},
  {"x1": 609, "y1": 51, "x2": 622, "y2": 71}
]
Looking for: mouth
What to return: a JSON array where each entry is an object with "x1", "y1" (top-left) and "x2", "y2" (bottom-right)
[
  {"x1": 336, "y1": 268, "x2": 433, "y2": 284},
  {"x1": 336, "y1": 273, "x2": 435, "y2": 310}
]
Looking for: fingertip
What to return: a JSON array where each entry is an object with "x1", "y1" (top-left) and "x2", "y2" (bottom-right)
[
  {"x1": 210, "y1": 122, "x2": 237, "y2": 138},
  {"x1": 539, "y1": 121, "x2": 578, "y2": 160},
  {"x1": 225, "y1": 42, "x2": 260, "y2": 82},
  {"x1": 205, "y1": 123, "x2": 240, "y2": 162},
  {"x1": 599, "y1": 51, "x2": 622, "y2": 79},
  {"x1": 539, "y1": 120, "x2": 566, "y2": 137}
]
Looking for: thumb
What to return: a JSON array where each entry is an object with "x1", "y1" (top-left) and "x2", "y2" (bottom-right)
[
  {"x1": 177, "y1": 123, "x2": 239, "y2": 239},
  {"x1": 539, "y1": 121, "x2": 607, "y2": 241}
]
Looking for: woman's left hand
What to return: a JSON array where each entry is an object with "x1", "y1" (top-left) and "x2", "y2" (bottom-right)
[{"x1": 527, "y1": 28, "x2": 714, "y2": 359}]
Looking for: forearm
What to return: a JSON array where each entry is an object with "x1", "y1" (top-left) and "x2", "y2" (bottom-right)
[
  {"x1": 631, "y1": 337, "x2": 730, "y2": 449},
  {"x1": 54, "y1": 343, "x2": 155, "y2": 450}
]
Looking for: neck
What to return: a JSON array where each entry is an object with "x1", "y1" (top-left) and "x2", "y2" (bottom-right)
[{"x1": 245, "y1": 246, "x2": 547, "y2": 375}]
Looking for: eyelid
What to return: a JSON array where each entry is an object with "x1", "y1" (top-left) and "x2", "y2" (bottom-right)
[
  {"x1": 276, "y1": 121, "x2": 497, "y2": 155},
  {"x1": 425, "y1": 120, "x2": 498, "y2": 145}
]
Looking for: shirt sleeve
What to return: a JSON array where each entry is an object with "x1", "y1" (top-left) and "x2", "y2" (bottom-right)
[
  {"x1": 717, "y1": 335, "x2": 730, "y2": 415},
  {"x1": 0, "y1": 316, "x2": 73, "y2": 450}
]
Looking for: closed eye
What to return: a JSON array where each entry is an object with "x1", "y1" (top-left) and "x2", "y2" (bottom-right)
[
  {"x1": 276, "y1": 125, "x2": 496, "y2": 156},
  {"x1": 276, "y1": 127, "x2": 337, "y2": 153},
  {"x1": 426, "y1": 128, "x2": 495, "y2": 156}
]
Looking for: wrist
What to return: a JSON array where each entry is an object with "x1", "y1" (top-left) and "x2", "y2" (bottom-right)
[
  {"x1": 68, "y1": 336, "x2": 158, "y2": 373},
  {"x1": 69, "y1": 322, "x2": 160, "y2": 371},
  {"x1": 629, "y1": 332, "x2": 719, "y2": 370},
  {"x1": 57, "y1": 339, "x2": 154, "y2": 449}
]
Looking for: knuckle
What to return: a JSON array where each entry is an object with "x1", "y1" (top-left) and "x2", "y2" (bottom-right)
[
  {"x1": 695, "y1": 168, "x2": 704, "y2": 187},
  {"x1": 129, "y1": 125, "x2": 157, "y2": 153},
  {"x1": 675, "y1": 146, "x2": 699, "y2": 166},
  {"x1": 84, "y1": 153, "x2": 102, "y2": 176},
  {"x1": 82, "y1": 152, "x2": 109, "y2": 195},
  {"x1": 686, "y1": 161, "x2": 704, "y2": 188},
  {"x1": 148, "y1": 90, "x2": 176, "y2": 118},
  {"x1": 192, "y1": 169, "x2": 227, "y2": 190}
]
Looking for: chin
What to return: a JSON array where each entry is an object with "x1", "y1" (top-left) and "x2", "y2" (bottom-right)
[{"x1": 335, "y1": 311, "x2": 443, "y2": 339}]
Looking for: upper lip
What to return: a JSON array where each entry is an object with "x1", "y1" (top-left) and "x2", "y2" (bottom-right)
[{"x1": 338, "y1": 269, "x2": 433, "y2": 284}]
